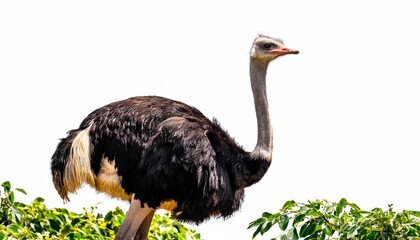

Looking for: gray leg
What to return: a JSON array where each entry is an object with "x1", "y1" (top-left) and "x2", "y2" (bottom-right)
[
  {"x1": 134, "y1": 210, "x2": 155, "y2": 240},
  {"x1": 115, "y1": 198, "x2": 153, "y2": 240}
]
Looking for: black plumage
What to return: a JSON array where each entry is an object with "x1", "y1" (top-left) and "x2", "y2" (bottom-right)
[{"x1": 52, "y1": 96, "x2": 268, "y2": 222}]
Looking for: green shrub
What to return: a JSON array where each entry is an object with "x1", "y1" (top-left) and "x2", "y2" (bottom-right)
[
  {"x1": 249, "y1": 198, "x2": 420, "y2": 240},
  {"x1": 0, "y1": 181, "x2": 200, "y2": 240}
]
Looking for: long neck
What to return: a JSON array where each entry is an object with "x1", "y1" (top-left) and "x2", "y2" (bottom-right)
[{"x1": 249, "y1": 58, "x2": 273, "y2": 162}]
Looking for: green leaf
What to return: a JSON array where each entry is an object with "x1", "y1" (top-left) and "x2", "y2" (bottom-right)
[
  {"x1": 347, "y1": 202, "x2": 360, "y2": 210},
  {"x1": 90, "y1": 223, "x2": 103, "y2": 237},
  {"x1": 282, "y1": 200, "x2": 296, "y2": 210},
  {"x1": 30, "y1": 222, "x2": 43, "y2": 233},
  {"x1": 252, "y1": 224, "x2": 263, "y2": 239},
  {"x1": 11, "y1": 207, "x2": 24, "y2": 222},
  {"x1": 305, "y1": 222, "x2": 317, "y2": 236},
  {"x1": 366, "y1": 231, "x2": 378, "y2": 240},
  {"x1": 68, "y1": 232, "x2": 82, "y2": 239},
  {"x1": 33, "y1": 197, "x2": 45, "y2": 203},
  {"x1": 336, "y1": 198, "x2": 347, "y2": 216},
  {"x1": 306, "y1": 210, "x2": 323, "y2": 218},
  {"x1": 299, "y1": 206, "x2": 309, "y2": 215},
  {"x1": 279, "y1": 214, "x2": 289, "y2": 231},
  {"x1": 71, "y1": 217, "x2": 81, "y2": 226},
  {"x1": 8, "y1": 191, "x2": 14, "y2": 203},
  {"x1": 248, "y1": 217, "x2": 265, "y2": 229},
  {"x1": 299, "y1": 221, "x2": 309, "y2": 237},
  {"x1": 261, "y1": 221, "x2": 273, "y2": 234},
  {"x1": 49, "y1": 219, "x2": 61, "y2": 231},
  {"x1": 293, "y1": 228, "x2": 299, "y2": 240},
  {"x1": 324, "y1": 225, "x2": 333, "y2": 236},
  {"x1": 7, "y1": 223, "x2": 21, "y2": 233},
  {"x1": 14, "y1": 188, "x2": 27, "y2": 195},
  {"x1": 60, "y1": 224, "x2": 72, "y2": 235},
  {"x1": 406, "y1": 210, "x2": 420, "y2": 218},
  {"x1": 1, "y1": 181, "x2": 11, "y2": 192},
  {"x1": 293, "y1": 214, "x2": 306, "y2": 225},
  {"x1": 104, "y1": 211, "x2": 113, "y2": 222}
]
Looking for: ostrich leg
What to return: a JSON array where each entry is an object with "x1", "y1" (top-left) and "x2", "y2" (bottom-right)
[
  {"x1": 134, "y1": 210, "x2": 155, "y2": 240},
  {"x1": 115, "y1": 198, "x2": 153, "y2": 240}
]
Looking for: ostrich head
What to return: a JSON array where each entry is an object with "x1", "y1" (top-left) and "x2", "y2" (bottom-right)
[{"x1": 250, "y1": 34, "x2": 299, "y2": 64}]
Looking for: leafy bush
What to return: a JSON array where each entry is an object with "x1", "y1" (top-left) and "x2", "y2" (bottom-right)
[
  {"x1": 249, "y1": 198, "x2": 420, "y2": 240},
  {"x1": 0, "y1": 181, "x2": 200, "y2": 240}
]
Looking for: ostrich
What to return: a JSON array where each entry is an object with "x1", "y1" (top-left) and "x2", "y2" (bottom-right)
[{"x1": 51, "y1": 34, "x2": 298, "y2": 239}]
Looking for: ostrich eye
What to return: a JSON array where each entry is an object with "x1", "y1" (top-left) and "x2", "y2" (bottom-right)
[{"x1": 261, "y1": 42, "x2": 273, "y2": 50}]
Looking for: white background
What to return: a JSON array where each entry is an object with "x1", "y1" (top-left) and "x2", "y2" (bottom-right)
[{"x1": 1, "y1": 1, "x2": 419, "y2": 239}]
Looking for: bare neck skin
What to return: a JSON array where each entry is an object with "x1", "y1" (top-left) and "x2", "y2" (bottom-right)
[{"x1": 249, "y1": 58, "x2": 273, "y2": 161}]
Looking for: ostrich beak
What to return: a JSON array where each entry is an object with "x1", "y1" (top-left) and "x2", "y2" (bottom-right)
[{"x1": 269, "y1": 47, "x2": 299, "y2": 56}]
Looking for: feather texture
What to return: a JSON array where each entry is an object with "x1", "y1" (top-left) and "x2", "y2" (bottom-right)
[{"x1": 51, "y1": 96, "x2": 270, "y2": 223}]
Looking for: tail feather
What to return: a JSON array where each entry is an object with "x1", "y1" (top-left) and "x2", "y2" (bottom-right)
[{"x1": 51, "y1": 126, "x2": 95, "y2": 201}]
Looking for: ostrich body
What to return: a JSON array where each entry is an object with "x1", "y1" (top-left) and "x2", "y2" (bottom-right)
[{"x1": 51, "y1": 34, "x2": 298, "y2": 239}]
